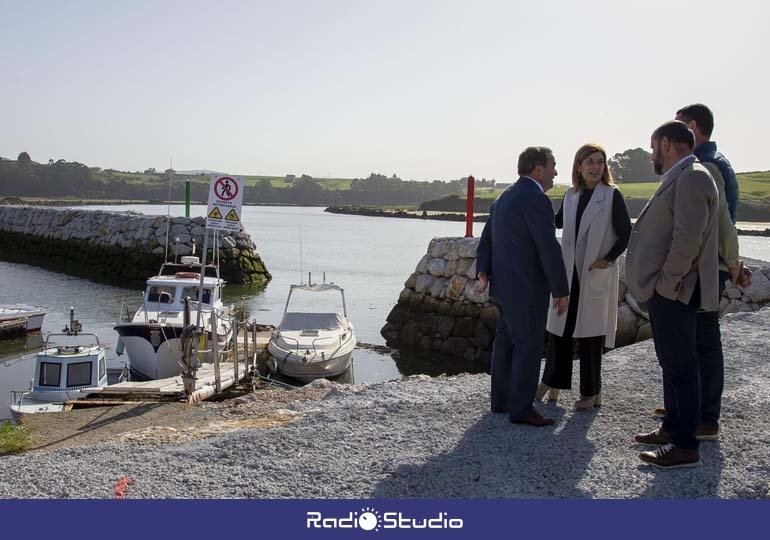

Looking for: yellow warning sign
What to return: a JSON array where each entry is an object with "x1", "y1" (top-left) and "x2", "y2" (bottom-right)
[
  {"x1": 224, "y1": 209, "x2": 239, "y2": 222},
  {"x1": 208, "y1": 207, "x2": 223, "y2": 219}
]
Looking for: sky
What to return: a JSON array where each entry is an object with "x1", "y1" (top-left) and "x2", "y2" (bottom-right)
[{"x1": 1, "y1": 0, "x2": 768, "y2": 183}]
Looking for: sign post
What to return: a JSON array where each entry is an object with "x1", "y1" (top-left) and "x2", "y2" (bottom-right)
[
  {"x1": 206, "y1": 175, "x2": 244, "y2": 232},
  {"x1": 196, "y1": 175, "x2": 244, "y2": 329}
]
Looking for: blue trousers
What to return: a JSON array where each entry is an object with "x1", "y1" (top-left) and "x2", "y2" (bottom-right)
[{"x1": 490, "y1": 300, "x2": 548, "y2": 421}]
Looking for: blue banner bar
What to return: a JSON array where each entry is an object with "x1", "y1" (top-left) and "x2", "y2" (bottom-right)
[{"x1": 1, "y1": 499, "x2": 767, "y2": 539}]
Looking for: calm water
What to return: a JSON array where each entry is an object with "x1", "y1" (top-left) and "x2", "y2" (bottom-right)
[
  {"x1": 2, "y1": 206, "x2": 769, "y2": 419},
  {"x1": 0, "y1": 205, "x2": 487, "y2": 419}
]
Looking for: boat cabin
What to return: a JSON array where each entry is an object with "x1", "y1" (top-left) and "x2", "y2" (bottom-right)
[
  {"x1": 144, "y1": 277, "x2": 222, "y2": 309},
  {"x1": 33, "y1": 343, "x2": 107, "y2": 394},
  {"x1": 142, "y1": 255, "x2": 224, "y2": 311}
]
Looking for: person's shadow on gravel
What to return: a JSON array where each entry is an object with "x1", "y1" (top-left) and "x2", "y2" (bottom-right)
[{"x1": 371, "y1": 406, "x2": 599, "y2": 498}]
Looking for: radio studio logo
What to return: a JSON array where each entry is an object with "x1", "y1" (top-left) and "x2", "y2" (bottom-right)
[{"x1": 306, "y1": 506, "x2": 464, "y2": 531}]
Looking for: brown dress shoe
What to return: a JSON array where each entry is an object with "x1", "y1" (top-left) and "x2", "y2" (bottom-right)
[
  {"x1": 511, "y1": 409, "x2": 555, "y2": 427},
  {"x1": 653, "y1": 407, "x2": 666, "y2": 417},
  {"x1": 634, "y1": 427, "x2": 671, "y2": 446},
  {"x1": 639, "y1": 444, "x2": 701, "y2": 469}
]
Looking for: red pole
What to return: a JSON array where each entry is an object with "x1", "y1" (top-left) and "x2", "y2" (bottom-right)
[{"x1": 465, "y1": 175, "x2": 475, "y2": 237}]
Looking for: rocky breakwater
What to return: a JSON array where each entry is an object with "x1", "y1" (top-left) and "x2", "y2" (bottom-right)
[
  {"x1": 381, "y1": 237, "x2": 770, "y2": 371},
  {"x1": 0, "y1": 206, "x2": 271, "y2": 285}
]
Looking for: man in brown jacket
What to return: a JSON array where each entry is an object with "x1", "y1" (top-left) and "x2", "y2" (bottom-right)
[{"x1": 625, "y1": 120, "x2": 719, "y2": 469}]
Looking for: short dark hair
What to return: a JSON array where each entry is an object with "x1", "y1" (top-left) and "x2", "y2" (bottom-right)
[
  {"x1": 676, "y1": 103, "x2": 714, "y2": 137},
  {"x1": 517, "y1": 146, "x2": 553, "y2": 176},
  {"x1": 652, "y1": 121, "x2": 695, "y2": 149}
]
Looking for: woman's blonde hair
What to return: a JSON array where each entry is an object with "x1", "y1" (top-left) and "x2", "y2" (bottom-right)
[{"x1": 572, "y1": 143, "x2": 615, "y2": 190}]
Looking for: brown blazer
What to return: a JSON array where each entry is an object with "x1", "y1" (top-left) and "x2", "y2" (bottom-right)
[{"x1": 625, "y1": 156, "x2": 720, "y2": 311}]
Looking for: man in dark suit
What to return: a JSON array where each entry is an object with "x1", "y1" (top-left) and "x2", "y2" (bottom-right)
[{"x1": 476, "y1": 147, "x2": 570, "y2": 426}]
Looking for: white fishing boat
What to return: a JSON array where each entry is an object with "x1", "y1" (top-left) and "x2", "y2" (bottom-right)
[
  {"x1": 0, "y1": 304, "x2": 46, "y2": 332},
  {"x1": 9, "y1": 308, "x2": 107, "y2": 418},
  {"x1": 268, "y1": 280, "x2": 355, "y2": 383},
  {"x1": 114, "y1": 256, "x2": 234, "y2": 380}
]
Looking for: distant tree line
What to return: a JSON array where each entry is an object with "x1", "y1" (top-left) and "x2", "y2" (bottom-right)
[
  {"x1": 0, "y1": 154, "x2": 465, "y2": 205},
  {"x1": 248, "y1": 173, "x2": 464, "y2": 205},
  {"x1": 0, "y1": 148, "x2": 657, "y2": 205}
]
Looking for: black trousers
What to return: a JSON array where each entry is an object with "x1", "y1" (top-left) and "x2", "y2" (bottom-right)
[
  {"x1": 688, "y1": 269, "x2": 729, "y2": 428},
  {"x1": 649, "y1": 285, "x2": 702, "y2": 451},
  {"x1": 543, "y1": 334, "x2": 604, "y2": 396},
  {"x1": 541, "y1": 266, "x2": 604, "y2": 396}
]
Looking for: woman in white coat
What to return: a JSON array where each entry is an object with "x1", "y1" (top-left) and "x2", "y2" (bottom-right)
[{"x1": 537, "y1": 143, "x2": 631, "y2": 410}]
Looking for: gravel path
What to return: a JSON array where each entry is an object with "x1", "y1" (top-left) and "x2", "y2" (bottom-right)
[{"x1": 1, "y1": 310, "x2": 769, "y2": 499}]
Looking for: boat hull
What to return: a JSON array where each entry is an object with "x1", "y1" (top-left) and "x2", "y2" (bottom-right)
[
  {"x1": 115, "y1": 323, "x2": 232, "y2": 380},
  {"x1": 9, "y1": 387, "x2": 100, "y2": 419},
  {"x1": 268, "y1": 337, "x2": 355, "y2": 383},
  {"x1": 24, "y1": 313, "x2": 46, "y2": 332},
  {"x1": 0, "y1": 305, "x2": 46, "y2": 332}
]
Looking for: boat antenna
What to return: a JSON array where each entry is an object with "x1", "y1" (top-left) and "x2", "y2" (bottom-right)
[
  {"x1": 164, "y1": 156, "x2": 174, "y2": 262},
  {"x1": 299, "y1": 225, "x2": 304, "y2": 284}
]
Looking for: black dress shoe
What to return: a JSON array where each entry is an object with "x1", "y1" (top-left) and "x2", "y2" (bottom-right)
[{"x1": 510, "y1": 409, "x2": 555, "y2": 427}]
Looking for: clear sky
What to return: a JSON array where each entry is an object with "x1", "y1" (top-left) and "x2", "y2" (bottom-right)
[{"x1": 1, "y1": 0, "x2": 768, "y2": 182}]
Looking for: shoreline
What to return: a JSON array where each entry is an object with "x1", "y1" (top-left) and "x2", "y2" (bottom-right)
[
  {"x1": 2, "y1": 198, "x2": 769, "y2": 235},
  {"x1": 325, "y1": 205, "x2": 770, "y2": 236}
]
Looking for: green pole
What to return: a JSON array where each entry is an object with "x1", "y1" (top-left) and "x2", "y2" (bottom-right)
[{"x1": 185, "y1": 179, "x2": 191, "y2": 218}]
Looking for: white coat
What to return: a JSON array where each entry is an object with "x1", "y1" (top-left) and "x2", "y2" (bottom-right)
[{"x1": 546, "y1": 182, "x2": 620, "y2": 348}]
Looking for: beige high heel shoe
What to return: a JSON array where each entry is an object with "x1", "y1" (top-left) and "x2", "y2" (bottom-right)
[
  {"x1": 574, "y1": 392, "x2": 602, "y2": 410},
  {"x1": 535, "y1": 382, "x2": 560, "y2": 402}
]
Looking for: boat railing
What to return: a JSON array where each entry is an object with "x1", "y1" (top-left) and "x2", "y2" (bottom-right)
[
  {"x1": 311, "y1": 335, "x2": 345, "y2": 357},
  {"x1": 10, "y1": 389, "x2": 30, "y2": 409},
  {"x1": 117, "y1": 301, "x2": 133, "y2": 323},
  {"x1": 274, "y1": 331, "x2": 345, "y2": 359},
  {"x1": 43, "y1": 332, "x2": 101, "y2": 350}
]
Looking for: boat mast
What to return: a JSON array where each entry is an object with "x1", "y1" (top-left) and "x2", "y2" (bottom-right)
[
  {"x1": 164, "y1": 156, "x2": 174, "y2": 262},
  {"x1": 195, "y1": 227, "x2": 209, "y2": 329},
  {"x1": 299, "y1": 225, "x2": 303, "y2": 284}
]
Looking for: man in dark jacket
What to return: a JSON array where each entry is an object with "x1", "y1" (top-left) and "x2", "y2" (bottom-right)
[
  {"x1": 676, "y1": 103, "x2": 739, "y2": 223},
  {"x1": 476, "y1": 146, "x2": 569, "y2": 426}
]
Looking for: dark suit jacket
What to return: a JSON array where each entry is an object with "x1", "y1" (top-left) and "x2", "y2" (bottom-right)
[{"x1": 476, "y1": 177, "x2": 569, "y2": 312}]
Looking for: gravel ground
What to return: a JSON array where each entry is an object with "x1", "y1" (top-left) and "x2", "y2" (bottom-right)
[{"x1": 1, "y1": 309, "x2": 769, "y2": 499}]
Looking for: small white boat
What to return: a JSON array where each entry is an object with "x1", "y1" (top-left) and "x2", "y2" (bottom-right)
[
  {"x1": 9, "y1": 308, "x2": 107, "y2": 419},
  {"x1": 268, "y1": 281, "x2": 355, "y2": 383},
  {"x1": 114, "y1": 256, "x2": 234, "y2": 380},
  {"x1": 0, "y1": 304, "x2": 46, "y2": 332}
]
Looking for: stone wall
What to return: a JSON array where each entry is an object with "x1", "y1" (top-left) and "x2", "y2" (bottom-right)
[
  {"x1": 381, "y1": 236, "x2": 770, "y2": 370},
  {"x1": 0, "y1": 206, "x2": 271, "y2": 285}
]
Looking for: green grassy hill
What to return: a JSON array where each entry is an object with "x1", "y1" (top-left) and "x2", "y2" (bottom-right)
[
  {"x1": 91, "y1": 170, "x2": 354, "y2": 190},
  {"x1": 475, "y1": 171, "x2": 770, "y2": 202}
]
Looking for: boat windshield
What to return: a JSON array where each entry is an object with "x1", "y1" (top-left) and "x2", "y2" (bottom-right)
[
  {"x1": 147, "y1": 286, "x2": 176, "y2": 304},
  {"x1": 280, "y1": 312, "x2": 345, "y2": 331},
  {"x1": 182, "y1": 286, "x2": 213, "y2": 305}
]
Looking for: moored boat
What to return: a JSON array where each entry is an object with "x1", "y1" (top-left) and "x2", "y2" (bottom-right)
[
  {"x1": 9, "y1": 308, "x2": 107, "y2": 419},
  {"x1": 114, "y1": 256, "x2": 234, "y2": 380},
  {"x1": 0, "y1": 304, "x2": 46, "y2": 332},
  {"x1": 268, "y1": 281, "x2": 355, "y2": 383}
]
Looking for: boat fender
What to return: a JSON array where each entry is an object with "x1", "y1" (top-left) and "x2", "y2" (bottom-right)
[
  {"x1": 116, "y1": 337, "x2": 125, "y2": 356},
  {"x1": 268, "y1": 357, "x2": 278, "y2": 374},
  {"x1": 175, "y1": 272, "x2": 201, "y2": 279}
]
